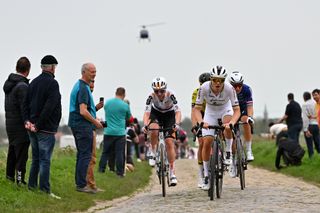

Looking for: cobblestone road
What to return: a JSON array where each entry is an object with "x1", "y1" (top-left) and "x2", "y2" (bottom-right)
[{"x1": 88, "y1": 159, "x2": 320, "y2": 213}]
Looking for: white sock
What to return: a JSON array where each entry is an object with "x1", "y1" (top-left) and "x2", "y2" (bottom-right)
[
  {"x1": 245, "y1": 141, "x2": 252, "y2": 152},
  {"x1": 198, "y1": 164, "x2": 204, "y2": 178},
  {"x1": 226, "y1": 138, "x2": 233, "y2": 152},
  {"x1": 203, "y1": 161, "x2": 209, "y2": 177}
]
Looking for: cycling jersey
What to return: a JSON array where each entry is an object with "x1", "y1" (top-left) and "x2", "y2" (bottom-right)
[
  {"x1": 145, "y1": 89, "x2": 180, "y2": 113},
  {"x1": 196, "y1": 81, "x2": 238, "y2": 136},
  {"x1": 237, "y1": 84, "x2": 253, "y2": 115},
  {"x1": 196, "y1": 81, "x2": 239, "y2": 110}
]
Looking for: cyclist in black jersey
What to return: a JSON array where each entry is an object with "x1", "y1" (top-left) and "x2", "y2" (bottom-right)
[{"x1": 142, "y1": 77, "x2": 181, "y2": 186}]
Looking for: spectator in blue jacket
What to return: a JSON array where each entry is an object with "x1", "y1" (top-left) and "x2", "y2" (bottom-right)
[{"x1": 68, "y1": 63, "x2": 103, "y2": 194}]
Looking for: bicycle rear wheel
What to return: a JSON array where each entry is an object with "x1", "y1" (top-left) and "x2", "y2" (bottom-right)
[
  {"x1": 208, "y1": 140, "x2": 218, "y2": 200},
  {"x1": 236, "y1": 138, "x2": 245, "y2": 190},
  {"x1": 160, "y1": 143, "x2": 166, "y2": 197},
  {"x1": 216, "y1": 141, "x2": 224, "y2": 198}
]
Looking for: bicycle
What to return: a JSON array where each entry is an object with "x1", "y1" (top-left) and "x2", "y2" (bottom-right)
[
  {"x1": 198, "y1": 120, "x2": 226, "y2": 200},
  {"x1": 145, "y1": 124, "x2": 174, "y2": 197},
  {"x1": 230, "y1": 121, "x2": 253, "y2": 190}
]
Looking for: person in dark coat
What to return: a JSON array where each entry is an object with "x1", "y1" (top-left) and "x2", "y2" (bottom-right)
[
  {"x1": 3, "y1": 56, "x2": 31, "y2": 185},
  {"x1": 23, "y1": 55, "x2": 62, "y2": 199}
]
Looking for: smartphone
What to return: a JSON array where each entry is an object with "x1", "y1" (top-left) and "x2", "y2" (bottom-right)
[
  {"x1": 100, "y1": 121, "x2": 107, "y2": 127},
  {"x1": 99, "y1": 97, "x2": 104, "y2": 103}
]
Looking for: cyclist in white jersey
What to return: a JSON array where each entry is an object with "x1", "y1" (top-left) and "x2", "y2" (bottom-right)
[
  {"x1": 142, "y1": 77, "x2": 181, "y2": 186},
  {"x1": 194, "y1": 66, "x2": 240, "y2": 190}
]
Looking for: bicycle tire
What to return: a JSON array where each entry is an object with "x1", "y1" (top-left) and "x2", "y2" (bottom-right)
[
  {"x1": 216, "y1": 140, "x2": 224, "y2": 198},
  {"x1": 208, "y1": 140, "x2": 218, "y2": 200},
  {"x1": 160, "y1": 143, "x2": 166, "y2": 197},
  {"x1": 236, "y1": 137, "x2": 245, "y2": 190}
]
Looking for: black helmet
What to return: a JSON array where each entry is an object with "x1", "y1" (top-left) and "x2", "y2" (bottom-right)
[{"x1": 199, "y1": 72, "x2": 211, "y2": 85}]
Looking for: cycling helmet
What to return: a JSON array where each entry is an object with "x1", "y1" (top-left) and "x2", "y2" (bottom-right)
[
  {"x1": 229, "y1": 71, "x2": 244, "y2": 84},
  {"x1": 198, "y1": 72, "x2": 211, "y2": 85},
  {"x1": 210, "y1": 66, "x2": 227, "y2": 79},
  {"x1": 151, "y1": 77, "x2": 167, "y2": 90}
]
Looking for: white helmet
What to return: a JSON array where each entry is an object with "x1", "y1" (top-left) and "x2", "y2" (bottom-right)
[
  {"x1": 229, "y1": 71, "x2": 244, "y2": 84},
  {"x1": 210, "y1": 66, "x2": 227, "y2": 79},
  {"x1": 151, "y1": 77, "x2": 167, "y2": 90}
]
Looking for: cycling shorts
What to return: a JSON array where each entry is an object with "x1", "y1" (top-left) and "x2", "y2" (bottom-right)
[
  {"x1": 202, "y1": 104, "x2": 233, "y2": 137},
  {"x1": 150, "y1": 107, "x2": 175, "y2": 139}
]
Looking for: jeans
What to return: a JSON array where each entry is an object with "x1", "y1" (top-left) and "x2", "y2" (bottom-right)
[
  {"x1": 28, "y1": 132, "x2": 55, "y2": 193},
  {"x1": 99, "y1": 135, "x2": 126, "y2": 176},
  {"x1": 304, "y1": 124, "x2": 320, "y2": 157},
  {"x1": 288, "y1": 123, "x2": 302, "y2": 144},
  {"x1": 71, "y1": 127, "x2": 93, "y2": 188}
]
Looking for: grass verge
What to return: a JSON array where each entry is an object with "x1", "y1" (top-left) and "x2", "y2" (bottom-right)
[
  {"x1": 0, "y1": 145, "x2": 152, "y2": 213},
  {"x1": 251, "y1": 137, "x2": 320, "y2": 185}
]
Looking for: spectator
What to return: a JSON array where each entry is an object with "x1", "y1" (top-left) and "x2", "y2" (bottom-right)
[
  {"x1": 126, "y1": 118, "x2": 138, "y2": 167},
  {"x1": 269, "y1": 122, "x2": 288, "y2": 145},
  {"x1": 278, "y1": 93, "x2": 303, "y2": 143},
  {"x1": 23, "y1": 55, "x2": 61, "y2": 199},
  {"x1": 85, "y1": 79, "x2": 104, "y2": 192},
  {"x1": 275, "y1": 134, "x2": 305, "y2": 170},
  {"x1": 68, "y1": 63, "x2": 103, "y2": 194},
  {"x1": 98, "y1": 87, "x2": 132, "y2": 177},
  {"x1": 3, "y1": 56, "x2": 31, "y2": 185},
  {"x1": 311, "y1": 89, "x2": 320, "y2": 126},
  {"x1": 133, "y1": 118, "x2": 142, "y2": 162},
  {"x1": 302, "y1": 91, "x2": 320, "y2": 158}
]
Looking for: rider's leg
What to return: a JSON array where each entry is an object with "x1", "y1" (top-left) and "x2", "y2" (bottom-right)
[
  {"x1": 202, "y1": 136, "x2": 213, "y2": 178},
  {"x1": 165, "y1": 137, "x2": 176, "y2": 172},
  {"x1": 223, "y1": 115, "x2": 233, "y2": 153},
  {"x1": 197, "y1": 137, "x2": 204, "y2": 176},
  {"x1": 149, "y1": 123, "x2": 159, "y2": 153},
  {"x1": 241, "y1": 116, "x2": 254, "y2": 160}
]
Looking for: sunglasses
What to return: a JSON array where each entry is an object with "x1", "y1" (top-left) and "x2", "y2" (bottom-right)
[
  {"x1": 154, "y1": 89, "x2": 166, "y2": 94},
  {"x1": 211, "y1": 78, "x2": 225, "y2": 83},
  {"x1": 232, "y1": 83, "x2": 243, "y2": 89}
]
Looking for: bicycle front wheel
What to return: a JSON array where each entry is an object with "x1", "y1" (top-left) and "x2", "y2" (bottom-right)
[
  {"x1": 208, "y1": 140, "x2": 218, "y2": 200},
  {"x1": 160, "y1": 143, "x2": 166, "y2": 197},
  {"x1": 236, "y1": 138, "x2": 245, "y2": 190},
  {"x1": 216, "y1": 140, "x2": 224, "y2": 198}
]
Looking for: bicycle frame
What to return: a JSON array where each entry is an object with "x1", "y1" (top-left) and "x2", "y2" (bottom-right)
[
  {"x1": 199, "y1": 122, "x2": 226, "y2": 201},
  {"x1": 146, "y1": 126, "x2": 171, "y2": 197}
]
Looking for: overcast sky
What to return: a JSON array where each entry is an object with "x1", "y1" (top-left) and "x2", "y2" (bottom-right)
[{"x1": 1, "y1": 0, "x2": 319, "y2": 124}]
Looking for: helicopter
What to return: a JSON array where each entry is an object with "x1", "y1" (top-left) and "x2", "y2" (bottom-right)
[{"x1": 139, "y1": 22, "x2": 165, "y2": 42}]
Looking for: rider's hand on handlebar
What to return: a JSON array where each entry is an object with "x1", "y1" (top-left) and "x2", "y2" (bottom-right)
[
  {"x1": 222, "y1": 122, "x2": 233, "y2": 130},
  {"x1": 173, "y1": 123, "x2": 180, "y2": 131},
  {"x1": 246, "y1": 116, "x2": 254, "y2": 124},
  {"x1": 142, "y1": 125, "x2": 148, "y2": 134}
]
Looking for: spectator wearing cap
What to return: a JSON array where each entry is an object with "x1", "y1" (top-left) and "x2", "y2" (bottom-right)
[
  {"x1": 68, "y1": 63, "x2": 103, "y2": 193},
  {"x1": 3, "y1": 56, "x2": 31, "y2": 185},
  {"x1": 23, "y1": 55, "x2": 61, "y2": 199},
  {"x1": 98, "y1": 87, "x2": 132, "y2": 177}
]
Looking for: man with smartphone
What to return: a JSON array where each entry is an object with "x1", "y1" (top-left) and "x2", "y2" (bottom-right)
[{"x1": 68, "y1": 63, "x2": 103, "y2": 194}]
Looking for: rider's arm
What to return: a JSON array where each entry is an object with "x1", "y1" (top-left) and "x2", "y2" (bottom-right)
[
  {"x1": 231, "y1": 105, "x2": 241, "y2": 125},
  {"x1": 143, "y1": 95, "x2": 153, "y2": 126},
  {"x1": 175, "y1": 110, "x2": 182, "y2": 125},
  {"x1": 194, "y1": 105, "x2": 204, "y2": 124},
  {"x1": 247, "y1": 105, "x2": 254, "y2": 118}
]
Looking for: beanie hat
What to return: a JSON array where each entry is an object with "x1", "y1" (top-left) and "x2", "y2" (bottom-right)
[{"x1": 41, "y1": 55, "x2": 58, "y2": 65}]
